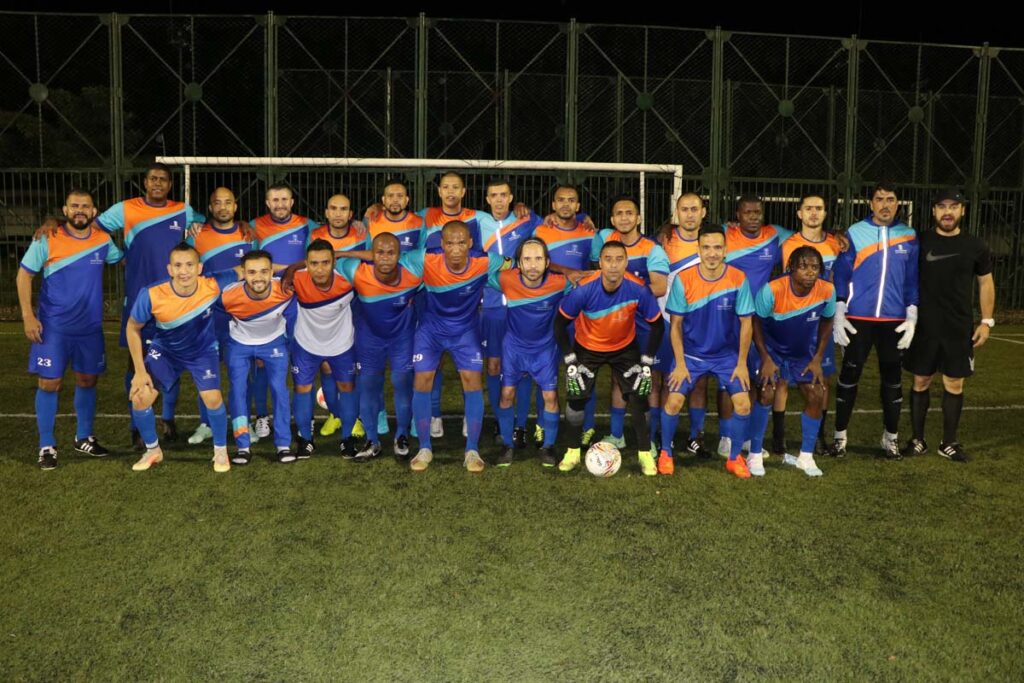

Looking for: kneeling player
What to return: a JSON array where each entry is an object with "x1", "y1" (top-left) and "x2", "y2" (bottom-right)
[
  {"x1": 127, "y1": 243, "x2": 239, "y2": 472},
  {"x1": 660, "y1": 225, "x2": 754, "y2": 478},
  {"x1": 555, "y1": 241, "x2": 665, "y2": 475},
  {"x1": 750, "y1": 246, "x2": 835, "y2": 477}
]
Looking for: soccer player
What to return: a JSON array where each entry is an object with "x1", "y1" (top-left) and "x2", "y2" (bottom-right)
[
  {"x1": 555, "y1": 241, "x2": 665, "y2": 476},
  {"x1": 420, "y1": 171, "x2": 484, "y2": 251},
  {"x1": 219, "y1": 250, "x2": 295, "y2": 464},
  {"x1": 127, "y1": 243, "x2": 239, "y2": 473},
  {"x1": 659, "y1": 224, "x2": 755, "y2": 477},
  {"x1": 17, "y1": 190, "x2": 122, "y2": 469},
  {"x1": 589, "y1": 196, "x2": 669, "y2": 452},
  {"x1": 750, "y1": 246, "x2": 835, "y2": 477},
  {"x1": 903, "y1": 189, "x2": 995, "y2": 462},
  {"x1": 489, "y1": 238, "x2": 570, "y2": 467},
  {"x1": 186, "y1": 187, "x2": 254, "y2": 446},
  {"x1": 831, "y1": 182, "x2": 919, "y2": 459},
  {"x1": 365, "y1": 178, "x2": 426, "y2": 254}
]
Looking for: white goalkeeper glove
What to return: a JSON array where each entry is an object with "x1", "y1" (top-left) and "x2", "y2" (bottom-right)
[
  {"x1": 895, "y1": 305, "x2": 918, "y2": 350},
  {"x1": 833, "y1": 301, "x2": 857, "y2": 347},
  {"x1": 564, "y1": 353, "x2": 594, "y2": 398},
  {"x1": 623, "y1": 355, "x2": 655, "y2": 397}
]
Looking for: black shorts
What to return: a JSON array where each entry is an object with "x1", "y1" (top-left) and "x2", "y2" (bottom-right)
[
  {"x1": 904, "y1": 334, "x2": 974, "y2": 378},
  {"x1": 573, "y1": 341, "x2": 641, "y2": 400},
  {"x1": 842, "y1": 319, "x2": 902, "y2": 367}
]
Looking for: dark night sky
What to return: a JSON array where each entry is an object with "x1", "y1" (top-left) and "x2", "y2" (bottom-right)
[{"x1": 24, "y1": 1, "x2": 1024, "y2": 49}]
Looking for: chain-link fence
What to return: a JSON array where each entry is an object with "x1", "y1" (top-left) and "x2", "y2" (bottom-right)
[{"x1": 3, "y1": 11, "x2": 1023, "y2": 315}]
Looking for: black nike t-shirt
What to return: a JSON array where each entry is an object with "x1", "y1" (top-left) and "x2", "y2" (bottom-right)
[{"x1": 917, "y1": 230, "x2": 992, "y2": 336}]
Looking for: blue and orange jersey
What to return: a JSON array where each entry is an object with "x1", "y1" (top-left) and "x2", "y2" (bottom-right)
[
  {"x1": 725, "y1": 223, "x2": 790, "y2": 296},
  {"x1": 589, "y1": 229, "x2": 670, "y2": 285},
  {"x1": 754, "y1": 275, "x2": 836, "y2": 361},
  {"x1": 188, "y1": 222, "x2": 253, "y2": 274},
  {"x1": 665, "y1": 265, "x2": 755, "y2": 362},
  {"x1": 367, "y1": 211, "x2": 425, "y2": 253},
  {"x1": 661, "y1": 226, "x2": 701, "y2": 273},
  {"x1": 479, "y1": 211, "x2": 543, "y2": 308},
  {"x1": 834, "y1": 217, "x2": 918, "y2": 321},
  {"x1": 96, "y1": 197, "x2": 200, "y2": 304},
  {"x1": 418, "y1": 207, "x2": 483, "y2": 252},
  {"x1": 291, "y1": 268, "x2": 356, "y2": 356},
  {"x1": 130, "y1": 270, "x2": 238, "y2": 359},
  {"x1": 781, "y1": 231, "x2": 840, "y2": 279},
  {"x1": 309, "y1": 224, "x2": 366, "y2": 254},
  {"x1": 532, "y1": 221, "x2": 595, "y2": 271},
  {"x1": 219, "y1": 279, "x2": 293, "y2": 346},
  {"x1": 489, "y1": 269, "x2": 571, "y2": 347},
  {"x1": 336, "y1": 258, "x2": 421, "y2": 337},
  {"x1": 252, "y1": 213, "x2": 317, "y2": 270},
  {"x1": 558, "y1": 272, "x2": 661, "y2": 353},
  {"x1": 402, "y1": 249, "x2": 507, "y2": 335},
  {"x1": 20, "y1": 226, "x2": 123, "y2": 331}
]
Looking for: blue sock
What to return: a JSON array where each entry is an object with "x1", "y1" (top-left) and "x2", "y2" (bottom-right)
[
  {"x1": 413, "y1": 390, "x2": 432, "y2": 450},
  {"x1": 542, "y1": 409, "x2": 560, "y2": 447},
  {"x1": 197, "y1": 395, "x2": 209, "y2": 427},
  {"x1": 497, "y1": 404, "x2": 515, "y2": 447},
  {"x1": 610, "y1": 406, "x2": 626, "y2": 439},
  {"x1": 294, "y1": 391, "x2": 314, "y2": 441},
  {"x1": 464, "y1": 390, "x2": 484, "y2": 452},
  {"x1": 132, "y1": 406, "x2": 159, "y2": 446},
  {"x1": 801, "y1": 412, "x2": 823, "y2": 454},
  {"x1": 720, "y1": 416, "x2": 733, "y2": 443},
  {"x1": 729, "y1": 413, "x2": 749, "y2": 461},
  {"x1": 338, "y1": 388, "x2": 358, "y2": 439},
  {"x1": 431, "y1": 371, "x2": 443, "y2": 418},
  {"x1": 36, "y1": 388, "x2": 58, "y2": 449},
  {"x1": 74, "y1": 386, "x2": 97, "y2": 441},
  {"x1": 392, "y1": 371, "x2": 413, "y2": 438},
  {"x1": 535, "y1": 390, "x2": 544, "y2": 426},
  {"x1": 487, "y1": 374, "x2": 503, "y2": 420},
  {"x1": 252, "y1": 363, "x2": 269, "y2": 415},
  {"x1": 583, "y1": 390, "x2": 597, "y2": 431},
  {"x1": 514, "y1": 378, "x2": 532, "y2": 428},
  {"x1": 206, "y1": 403, "x2": 227, "y2": 447},
  {"x1": 361, "y1": 373, "x2": 385, "y2": 442},
  {"x1": 648, "y1": 407, "x2": 661, "y2": 445},
  {"x1": 689, "y1": 407, "x2": 706, "y2": 438},
  {"x1": 749, "y1": 403, "x2": 772, "y2": 454},
  {"x1": 161, "y1": 380, "x2": 179, "y2": 422},
  {"x1": 660, "y1": 409, "x2": 680, "y2": 453},
  {"x1": 321, "y1": 374, "x2": 339, "y2": 418}
]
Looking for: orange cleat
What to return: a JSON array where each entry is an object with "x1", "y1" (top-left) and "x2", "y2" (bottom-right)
[
  {"x1": 132, "y1": 447, "x2": 164, "y2": 472},
  {"x1": 657, "y1": 449, "x2": 675, "y2": 475},
  {"x1": 725, "y1": 455, "x2": 751, "y2": 479}
]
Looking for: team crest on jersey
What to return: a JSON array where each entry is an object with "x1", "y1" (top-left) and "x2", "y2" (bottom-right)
[
  {"x1": 566, "y1": 244, "x2": 582, "y2": 256},
  {"x1": 169, "y1": 220, "x2": 183, "y2": 231},
  {"x1": 288, "y1": 234, "x2": 303, "y2": 245},
  {"x1": 807, "y1": 310, "x2": 820, "y2": 322},
  {"x1": 716, "y1": 296, "x2": 734, "y2": 311},
  {"x1": 401, "y1": 236, "x2": 413, "y2": 246},
  {"x1": 147, "y1": 348, "x2": 161, "y2": 360},
  {"x1": 90, "y1": 251, "x2": 104, "y2": 265},
  {"x1": 894, "y1": 244, "x2": 909, "y2": 255},
  {"x1": 759, "y1": 247, "x2": 773, "y2": 260},
  {"x1": 234, "y1": 248, "x2": 245, "y2": 258},
  {"x1": 270, "y1": 347, "x2": 284, "y2": 358}
]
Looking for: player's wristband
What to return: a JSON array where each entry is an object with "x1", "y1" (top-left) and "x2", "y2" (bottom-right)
[
  {"x1": 981, "y1": 318, "x2": 995, "y2": 328},
  {"x1": 640, "y1": 354, "x2": 655, "y2": 367},
  {"x1": 563, "y1": 353, "x2": 578, "y2": 366}
]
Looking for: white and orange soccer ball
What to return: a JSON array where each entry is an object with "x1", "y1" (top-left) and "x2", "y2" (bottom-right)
[
  {"x1": 585, "y1": 442, "x2": 621, "y2": 477},
  {"x1": 315, "y1": 387, "x2": 328, "y2": 411}
]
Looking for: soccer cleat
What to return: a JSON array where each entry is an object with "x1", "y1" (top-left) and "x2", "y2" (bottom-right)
[
  {"x1": 430, "y1": 417, "x2": 444, "y2": 438},
  {"x1": 902, "y1": 438, "x2": 929, "y2": 456},
  {"x1": 340, "y1": 437, "x2": 358, "y2": 459},
  {"x1": 533, "y1": 424, "x2": 545, "y2": 448},
  {"x1": 725, "y1": 455, "x2": 751, "y2": 479},
  {"x1": 657, "y1": 449, "x2": 675, "y2": 475},
  {"x1": 580, "y1": 428, "x2": 596, "y2": 448},
  {"x1": 253, "y1": 415, "x2": 271, "y2": 439},
  {"x1": 38, "y1": 447, "x2": 57, "y2": 471},
  {"x1": 938, "y1": 441, "x2": 969, "y2": 463},
  {"x1": 319, "y1": 414, "x2": 341, "y2": 437},
  {"x1": 638, "y1": 450, "x2": 657, "y2": 476},
  {"x1": 601, "y1": 435, "x2": 626, "y2": 449},
  {"x1": 496, "y1": 446, "x2": 515, "y2": 467},
  {"x1": 513, "y1": 427, "x2": 527, "y2": 450},
  {"x1": 827, "y1": 437, "x2": 847, "y2": 458},
  {"x1": 130, "y1": 429, "x2": 145, "y2": 452},
  {"x1": 558, "y1": 447, "x2": 581, "y2": 472},
  {"x1": 464, "y1": 450, "x2": 486, "y2": 473},
  {"x1": 879, "y1": 434, "x2": 903, "y2": 461},
  {"x1": 212, "y1": 446, "x2": 230, "y2": 473},
  {"x1": 160, "y1": 418, "x2": 179, "y2": 442},
  {"x1": 747, "y1": 451, "x2": 766, "y2": 477},
  {"x1": 539, "y1": 446, "x2": 557, "y2": 468},
  {"x1": 188, "y1": 423, "x2": 213, "y2": 445},
  {"x1": 796, "y1": 453, "x2": 823, "y2": 477},
  {"x1": 276, "y1": 448, "x2": 297, "y2": 464},
  {"x1": 232, "y1": 449, "x2": 251, "y2": 466},
  {"x1": 353, "y1": 440, "x2": 383, "y2": 463},
  {"x1": 74, "y1": 436, "x2": 109, "y2": 457},
  {"x1": 377, "y1": 410, "x2": 390, "y2": 436},
  {"x1": 295, "y1": 438, "x2": 315, "y2": 460},
  {"x1": 410, "y1": 448, "x2": 433, "y2": 472},
  {"x1": 686, "y1": 432, "x2": 712, "y2": 459},
  {"x1": 351, "y1": 418, "x2": 366, "y2": 439},
  {"x1": 394, "y1": 434, "x2": 411, "y2": 460},
  {"x1": 132, "y1": 447, "x2": 164, "y2": 472}
]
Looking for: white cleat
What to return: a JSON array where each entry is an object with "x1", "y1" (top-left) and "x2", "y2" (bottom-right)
[
  {"x1": 411, "y1": 448, "x2": 433, "y2": 472},
  {"x1": 430, "y1": 416, "x2": 444, "y2": 439},
  {"x1": 253, "y1": 415, "x2": 271, "y2": 439},
  {"x1": 789, "y1": 452, "x2": 823, "y2": 477},
  {"x1": 747, "y1": 451, "x2": 766, "y2": 477}
]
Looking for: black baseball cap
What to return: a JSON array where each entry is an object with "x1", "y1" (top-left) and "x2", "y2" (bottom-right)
[{"x1": 933, "y1": 188, "x2": 965, "y2": 205}]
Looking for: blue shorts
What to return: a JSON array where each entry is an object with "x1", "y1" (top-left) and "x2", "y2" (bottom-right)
[
  {"x1": 290, "y1": 342, "x2": 356, "y2": 386},
  {"x1": 668, "y1": 354, "x2": 746, "y2": 397},
  {"x1": 145, "y1": 345, "x2": 222, "y2": 393},
  {"x1": 480, "y1": 306, "x2": 506, "y2": 359},
  {"x1": 356, "y1": 322, "x2": 414, "y2": 375},
  {"x1": 413, "y1": 324, "x2": 483, "y2": 373},
  {"x1": 501, "y1": 338, "x2": 559, "y2": 391},
  {"x1": 29, "y1": 329, "x2": 106, "y2": 379},
  {"x1": 770, "y1": 353, "x2": 835, "y2": 384},
  {"x1": 655, "y1": 325, "x2": 673, "y2": 373}
]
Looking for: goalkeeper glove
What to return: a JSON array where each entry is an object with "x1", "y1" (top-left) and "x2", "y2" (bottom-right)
[
  {"x1": 833, "y1": 301, "x2": 857, "y2": 347},
  {"x1": 895, "y1": 305, "x2": 918, "y2": 350},
  {"x1": 564, "y1": 353, "x2": 593, "y2": 398},
  {"x1": 623, "y1": 355, "x2": 655, "y2": 397}
]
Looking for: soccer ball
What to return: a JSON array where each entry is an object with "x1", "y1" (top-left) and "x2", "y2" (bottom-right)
[
  {"x1": 585, "y1": 442, "x2": 621, "y2": 477},
  {"x1": 315, "y1": 387, "x2": 328, "y2": 411}
]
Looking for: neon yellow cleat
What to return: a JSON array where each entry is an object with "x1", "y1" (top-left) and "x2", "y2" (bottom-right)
[
  {"x1": 350, "y1": 418, "x2": 366, "y2": 439},
  {"x1": 558, "y1": 447, "x2": 581, "y2": 472},
  {"x1": 319, "y1": 414, "x2": 341, "y2": 437},
  {"x1": 638, "y1": 450, "x2": 657, "y2": 476}
]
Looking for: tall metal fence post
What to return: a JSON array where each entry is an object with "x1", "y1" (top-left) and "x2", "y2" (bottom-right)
[
  {"x1": 414, "y1": 13, "x2": 428, "y2": 207},
  {"x1": 708, "y1": 27, "x2": 725, "y2": 222},
  {"x1": 264, "y1": 12, "x2": 277, "y2": 158},
  {"x1": 109, "y1": 12, "x2": 125, "y2": 198},
  {"x1": 565, "y1": 19, "x2": 579, "y2": 163},
  {"x1": 841, "y1": 35, "x2": 862, "y2": 228},
  {"x1": 970, "y1": 43, "x2": 993, "y2": 235}
]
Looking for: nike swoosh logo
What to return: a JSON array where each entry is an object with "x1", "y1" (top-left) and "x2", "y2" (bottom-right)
[{"x1": 925, "y1": 251, "x2": 959, "y2": 262}]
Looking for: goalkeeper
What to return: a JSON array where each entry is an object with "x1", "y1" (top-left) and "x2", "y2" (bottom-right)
[{"x1": 554, "y1": 241, "x2": 664, "y2": 476}]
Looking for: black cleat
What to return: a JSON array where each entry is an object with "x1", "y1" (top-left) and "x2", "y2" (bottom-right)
[
  {"x1": 38, "y1": 447, "x2": 57, "y2": 470},
  {"x1": 353, "y1": 440, "x2": 382, "y2": 463},
  {"x1": 902, "y1": 438, "x2": 929, "y2": 457},
  {"x1": 539, "y1": 446, "x2": 557, "y2": 468},
  {"x1": 394, "y1": 434, "x2": 410, "y2": 460},
  {"x1": 938, "y1": 441, "x2": 969, "y2": 463},
  {"x1": 74, "y1": 436, "x2": 109, "y2": 457},
  {"x1": 496, "y1": 445, "x2": 515, "y2": 467},
  {"x1": 295, "y1": 438, "x2": 315, "y2": 460},
  {"x1": 827, "y1": 438, "x2": 847, "y2": 458},
  {"x1": 130, "y1": 429, "x2": 145, "y2": 452},
  {"x1": 513, "y1": 427, "x2": 527, "y2": 450},
  {"x1": 686, "y1": 432, "x2": 712, "y2": 459},
  {"x1": 340, "y1": 437, "x2": 358, "y2": 459},
  {"x1": 160, "y1": 418, "x2": 179, "y2": 442},
  {"x1": 276, "y1": 448, "x2": 296, "y2": 464},
  {"x1": 232, "y1": 449, "x2": 252, "y2": 465},
  {"x1": 880, "y1": 437, "x2": 903, "y2": 461}
]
